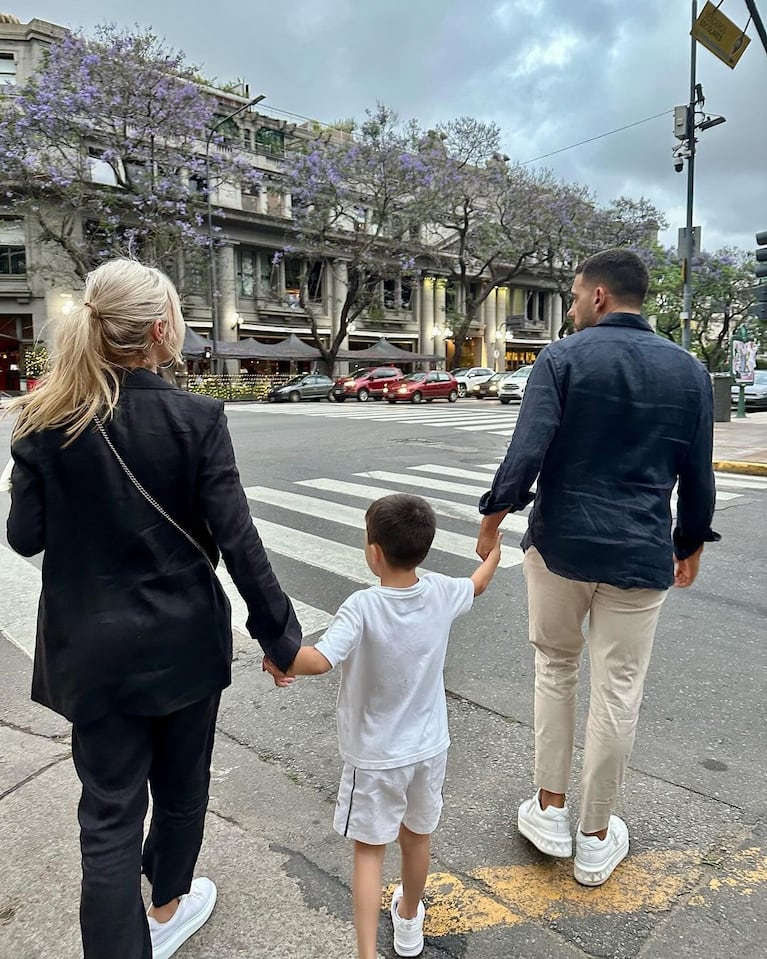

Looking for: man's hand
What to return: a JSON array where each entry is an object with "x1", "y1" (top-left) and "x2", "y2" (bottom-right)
[
  {"x1": 674, "y1": 545, "x2": 703, "y2": 588},
  {"x1": 476, "y1": 512, "x2": 506, "y2": 560},
  {"x1": 262, "y1": 656, "x2": 294, "y2": 687}
]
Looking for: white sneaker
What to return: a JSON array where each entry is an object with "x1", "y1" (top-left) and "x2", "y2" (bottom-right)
[
  {"x1": 574, "y1": 816, "x2": 629, "y2": 886},
  {"x1": 517, "y1": 789, "x2": 572, "y2": 858},
  {"x1": 148, "y1": 877, "x2": 217, "y2": 959},
  {"x1": 390, "y1": 884, "x2": 425, "y2": 957}
]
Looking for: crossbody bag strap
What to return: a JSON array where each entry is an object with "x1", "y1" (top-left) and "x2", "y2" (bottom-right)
[{"x1": 93, "y1": 414, "x2": 216, "y2": 574}]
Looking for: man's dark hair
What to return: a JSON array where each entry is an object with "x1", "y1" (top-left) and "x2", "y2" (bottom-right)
[
  {"x1": 365, "y1": 493, "x2": 436, "y2": 569},
  {"x1": 576, "y1": 249, "x2": 649, "y2": 307}
]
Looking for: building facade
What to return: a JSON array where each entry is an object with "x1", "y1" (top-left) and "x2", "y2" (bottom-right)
[{"x1": 0, "y1": 15, "x2": 564, "y2": 388}]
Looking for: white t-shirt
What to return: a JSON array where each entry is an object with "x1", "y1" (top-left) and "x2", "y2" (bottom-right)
[{"x1": 314, "y1": 572, "x2": 474, "y2": 770}]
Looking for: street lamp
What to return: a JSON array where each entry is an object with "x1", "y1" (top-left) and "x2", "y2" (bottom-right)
[{"x1": 205, "y1": 94, "x2": 265, "y2": 359}]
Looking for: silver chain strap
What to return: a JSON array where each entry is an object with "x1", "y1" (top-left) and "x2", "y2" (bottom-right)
[{"x1": 93, "y1": 414, "x2": 216, "y2": 573}]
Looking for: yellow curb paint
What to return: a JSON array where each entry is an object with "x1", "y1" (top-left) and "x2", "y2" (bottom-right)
[
  {"x1": 384, "y1": 874, "x2": 522, "y2": 935},
  {"x1": 713, "y1": 460, "x2": 767, "y2": 476},
  {"x1": 473, "y1": 850, "x2": 698, "y2": 920},
  {"x1": 382, "y1": 847, "x2": 767, "y2": 938}
]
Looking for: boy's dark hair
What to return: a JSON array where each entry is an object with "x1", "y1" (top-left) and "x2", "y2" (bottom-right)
[
  {"x1": 576, "y1": 249, "x2": 649, "y2": 307},
  {"x1": 365, "y1": 493, "x2": 436, "y2": 569}
]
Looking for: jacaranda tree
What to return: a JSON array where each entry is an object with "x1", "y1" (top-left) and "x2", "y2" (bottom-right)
[
  {"x1": 280, "y1": 104, "x2": 425, "y2": 374},
  {"x1": 0, "y1": 24, "x2": 258, "y2": 291}
]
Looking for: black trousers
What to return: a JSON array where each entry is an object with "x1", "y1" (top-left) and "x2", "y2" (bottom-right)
[{"x1": 71, "y1": 694, "x2": 221, "y2": 959}]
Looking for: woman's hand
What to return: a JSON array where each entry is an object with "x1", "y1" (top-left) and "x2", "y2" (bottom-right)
[{"x1": 262, "y1": 656, "x2": 295, "y2": 687}]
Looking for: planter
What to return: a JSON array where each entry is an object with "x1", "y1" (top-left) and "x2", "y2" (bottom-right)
[{"x1": 26, "y1": 378, "x2": 38, "y2": 391}]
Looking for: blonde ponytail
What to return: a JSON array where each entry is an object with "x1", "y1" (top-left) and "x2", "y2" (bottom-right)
[{"x1": 7, "y1": 259, "x2": 185, "y2": 444}]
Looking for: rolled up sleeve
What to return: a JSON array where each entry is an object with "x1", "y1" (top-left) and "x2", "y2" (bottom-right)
[
  {"x1": 479, "y1": 351, "x2": 563, "y2": 515},
  {"x1": 673, "y1": 371, "x2": 720, "y2": 559}
]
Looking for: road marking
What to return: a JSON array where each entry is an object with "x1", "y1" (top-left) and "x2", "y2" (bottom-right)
[
  {"x1": 713, "y1": 473, "x2": 767, "y2": 490},
  {"x1": 384, "y1": 846, "x2": 767, "y2": 936},
  {"x1": 358, "y1": 470, "x2": 488, "y2": 499},
  {"x1": 408, "y1": 464, "x2": 499, "y2": 484},
  {"x1": 296, "y1": 477, "x2": 530, "y2": 534},
  {"x1": 244, "y1": 486, "x2": 521, "y2": 567},
  {"x1": 0, "y1": 542, "x2": 40, "y2": 657}
]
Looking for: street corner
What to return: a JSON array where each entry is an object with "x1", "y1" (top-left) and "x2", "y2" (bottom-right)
[{"x1": 712, "y1": 459, "x2": 767, "y2": 477}]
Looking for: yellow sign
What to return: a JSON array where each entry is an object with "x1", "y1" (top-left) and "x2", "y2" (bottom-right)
[{"x1": 692, "y1": 1, "x2": 751, "y2": 69}]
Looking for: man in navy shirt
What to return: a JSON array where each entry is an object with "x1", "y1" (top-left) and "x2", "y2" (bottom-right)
[{"x1": 476, "y1": 249, "x2": 718, "y2": 887}]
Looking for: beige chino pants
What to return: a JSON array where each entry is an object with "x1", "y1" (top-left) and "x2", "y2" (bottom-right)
[{"x1": 523, "y1": 547, "x2": 667, "y2": 834}]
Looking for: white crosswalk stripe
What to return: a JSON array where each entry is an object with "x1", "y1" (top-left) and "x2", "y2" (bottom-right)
[
  {"x1": 255, "y1": 402, "x2": 520, "y2": 434},
  {"x1": 3, "y1": 462, "x2": 765, "y2": 661}
]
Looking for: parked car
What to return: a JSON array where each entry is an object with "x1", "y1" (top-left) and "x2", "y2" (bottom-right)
[
  {"x1": 475, "y1": 371, "x2": 514, "y2": 399},
  {"x1": 452, "y1": 366, "x2": 495, "y2": 397},
  {"x1": 498, "y1": 365, "x2": 534, "y2": 404},
  {"x1": 267, "y1": 373, "x2": 335, "y2": 403},
  {"x1": 384, "y1": 371, "x2": 459, "y2": 404},
  {"x1": 332, "y1": 366, "x2": 403, "y2": 402},
  {"x1": 730, "y1": 369, "x2": 767, "y2": 409}
]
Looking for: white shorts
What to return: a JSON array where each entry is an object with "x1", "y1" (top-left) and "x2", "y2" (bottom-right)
[{"x1": 333, "y1": 750, "x2": 448, "y2": 845}]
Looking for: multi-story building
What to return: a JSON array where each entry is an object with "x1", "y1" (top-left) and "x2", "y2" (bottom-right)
[{"x1": 0, "y1": 13, "x2": 564, "y2": 390}]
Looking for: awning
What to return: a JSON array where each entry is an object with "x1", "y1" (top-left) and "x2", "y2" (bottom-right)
[{"x1": 334, "y1": 337, "x2": 439, "y2": 363}]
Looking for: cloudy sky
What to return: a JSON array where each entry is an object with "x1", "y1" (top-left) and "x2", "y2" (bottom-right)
[{"x1": 12, "y1": 0, "x2": 766, "y2": 252}]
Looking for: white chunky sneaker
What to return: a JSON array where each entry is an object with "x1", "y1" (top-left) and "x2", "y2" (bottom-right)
[
  {"x1": 390, "y1": 883, "x2": 425, "y2": 957},
  {"x1": 517, "y1": 789, "x2": 572, "y2": 858},
  {"x1": 574, "y1": 816, "x2": 629, "y2": 886},
  {"x1": 148, "y1": 877, "x2": 217, "y2": 959}
]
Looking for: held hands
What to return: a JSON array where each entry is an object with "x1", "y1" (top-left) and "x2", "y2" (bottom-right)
[
  {"x1": 476, "y1": 517, "x2": 504, "y2": 561},
  {"x1": 673, "y1": 545, "x2": 703, "y2": 588},
  {"x1": 262, "y1": 656, "x2": 294, "y2": 687}
]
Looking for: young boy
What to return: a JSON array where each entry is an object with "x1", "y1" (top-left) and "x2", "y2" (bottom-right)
[{"x1": 264, "y1": 493, "x2": 502, "y2": 958}]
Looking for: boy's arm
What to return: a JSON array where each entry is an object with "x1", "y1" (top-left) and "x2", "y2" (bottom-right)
[
  {"x1": 288, "y1": 646, "x2": 332, "y2": 676},
  {"x1": 471, "y1": 530, "x2": 503, "y2": 596}
]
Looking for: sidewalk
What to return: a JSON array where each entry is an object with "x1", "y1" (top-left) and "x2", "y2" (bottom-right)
[{"x1": 712, "y1": 410, "x2": 767, "y2": 475}]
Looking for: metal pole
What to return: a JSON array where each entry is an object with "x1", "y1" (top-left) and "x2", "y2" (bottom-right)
[{"x1": 681, "y1": 0, "x2": 697, "y2": 353}]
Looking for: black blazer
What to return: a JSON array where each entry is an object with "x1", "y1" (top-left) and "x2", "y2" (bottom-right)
[{"x1": 7, "y1": 368, "x2": 302, "y2": 724}]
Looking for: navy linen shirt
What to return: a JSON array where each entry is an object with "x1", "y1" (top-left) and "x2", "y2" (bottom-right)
[{"x1": 479, "y1": 313, "x2": 719, "y2": 590}]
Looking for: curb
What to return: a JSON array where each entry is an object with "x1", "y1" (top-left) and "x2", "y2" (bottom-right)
[{"x1": 712, "y1": 460, "x2": 767, "y2": 477}]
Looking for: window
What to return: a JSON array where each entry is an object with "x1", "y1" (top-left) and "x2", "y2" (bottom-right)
[
  {"x1": 0, "y1": 52, "x2": 15, "y2": 86},
  {"x1": 88, "y1": 148, "x2": 118, "y2": 186},
  {"x1": 306, "y1": 262, "x2": 323, "y2": 302},
  {"x1": 0, "y1": 218, "x2": 25, "y2": 276},
  {"x1": 254, "y1": 128, "x2": 285, "y2": 157},
  {"x1": 525, "y1": 291, "x2": 546, "y2": 329},
  {"x1": 238, "y1": 247, "x2": 258, "y2": 297}
]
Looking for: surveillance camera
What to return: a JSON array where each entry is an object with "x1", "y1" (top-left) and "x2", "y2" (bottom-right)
[{"x1": 673, "y1": 154, "x2": 685, "y2": 173}]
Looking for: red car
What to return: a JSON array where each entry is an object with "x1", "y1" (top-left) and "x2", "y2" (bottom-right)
[
  {"x1": 332, "y1": 366, "x2": 403, "y2": 402},
  {"x1": 384, "y1": 371, "x2": 459, "y2": 404}
]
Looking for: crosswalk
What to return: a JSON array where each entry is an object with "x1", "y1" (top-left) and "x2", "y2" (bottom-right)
[
  {"x1": 229, "y1": 400, "x2": 522, "y2": 437},
  {"x1": 2, "y1": 462, "x2": 766, "y2": 661}
]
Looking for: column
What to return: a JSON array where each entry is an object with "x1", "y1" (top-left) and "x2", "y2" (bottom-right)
[
  {"x1": 218, "y1": 243, "x2": 239, "y2": 376},
  {"x1": 434, "y1": 278, "x2": 447, "y2": 364},
  {"x1": 483, "y1": 289, "x2": 497, "y2": 370},
  {"x1": 257, "y1": 185, "x2": 268, "y2": 216},
  {"x1": 282, "y1": 191, "x2": 293, "y2": 218},
  {"x1": 495, "y1": 287, "x2": 507, "y2": 370},
  {"x1": 420, "y1": 277, "x2": 435, "y2": 360}
]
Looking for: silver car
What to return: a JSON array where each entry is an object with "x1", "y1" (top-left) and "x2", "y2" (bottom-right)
[
  {"x1": 267, "y1": 374, "x2": 334, "y2": 403},
  {"x1": 730, "y1": 369, "x2": 767, "y2": 410},
  {"x1": 498, "y1": 365, "x2": 534, "y2": 404}
]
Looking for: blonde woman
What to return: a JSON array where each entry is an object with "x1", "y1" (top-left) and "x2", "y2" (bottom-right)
[{"x1": 6, "y1": 259, "x2": 302, "y2": 959}]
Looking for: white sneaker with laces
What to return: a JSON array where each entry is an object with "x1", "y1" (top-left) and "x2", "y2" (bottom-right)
[
  {"x1": 390, "y1": 884, "x2": 425, "y2": 957},
  {"x1": 517, "y1": 789, "x2": 572, "y2": 857},
  {"x1": 574, "y1": 815, "x2": 629, "y2": 886},
  {"x1": 148, "y1": 877, "x2": 217, "y2": 959}
]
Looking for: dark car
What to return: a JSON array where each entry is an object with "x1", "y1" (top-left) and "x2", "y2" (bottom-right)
[
  {"x1": 475, "y1": 371, "x2": 514, "y2": 399},
  {"x1": 332, "y1": 366, "x2": 403, "y2": 402},
  {"x1": 267, "y1": 373, "x2": 334, "y2": 403},
  {"x1": 731, "y1": 369, "x2": 767, "y2": 409},
  {"x1": 383, "y1": 371, "x2": 459, "y2": 404}
]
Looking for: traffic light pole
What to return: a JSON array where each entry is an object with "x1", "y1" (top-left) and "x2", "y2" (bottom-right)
[{"x1": 681, "y1": 0, "x2": 697, "y2": 353}]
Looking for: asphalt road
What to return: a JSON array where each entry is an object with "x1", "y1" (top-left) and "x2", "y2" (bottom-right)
[{"x1": 1, "y1": 397, "x2": 766, "y2": 959}]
